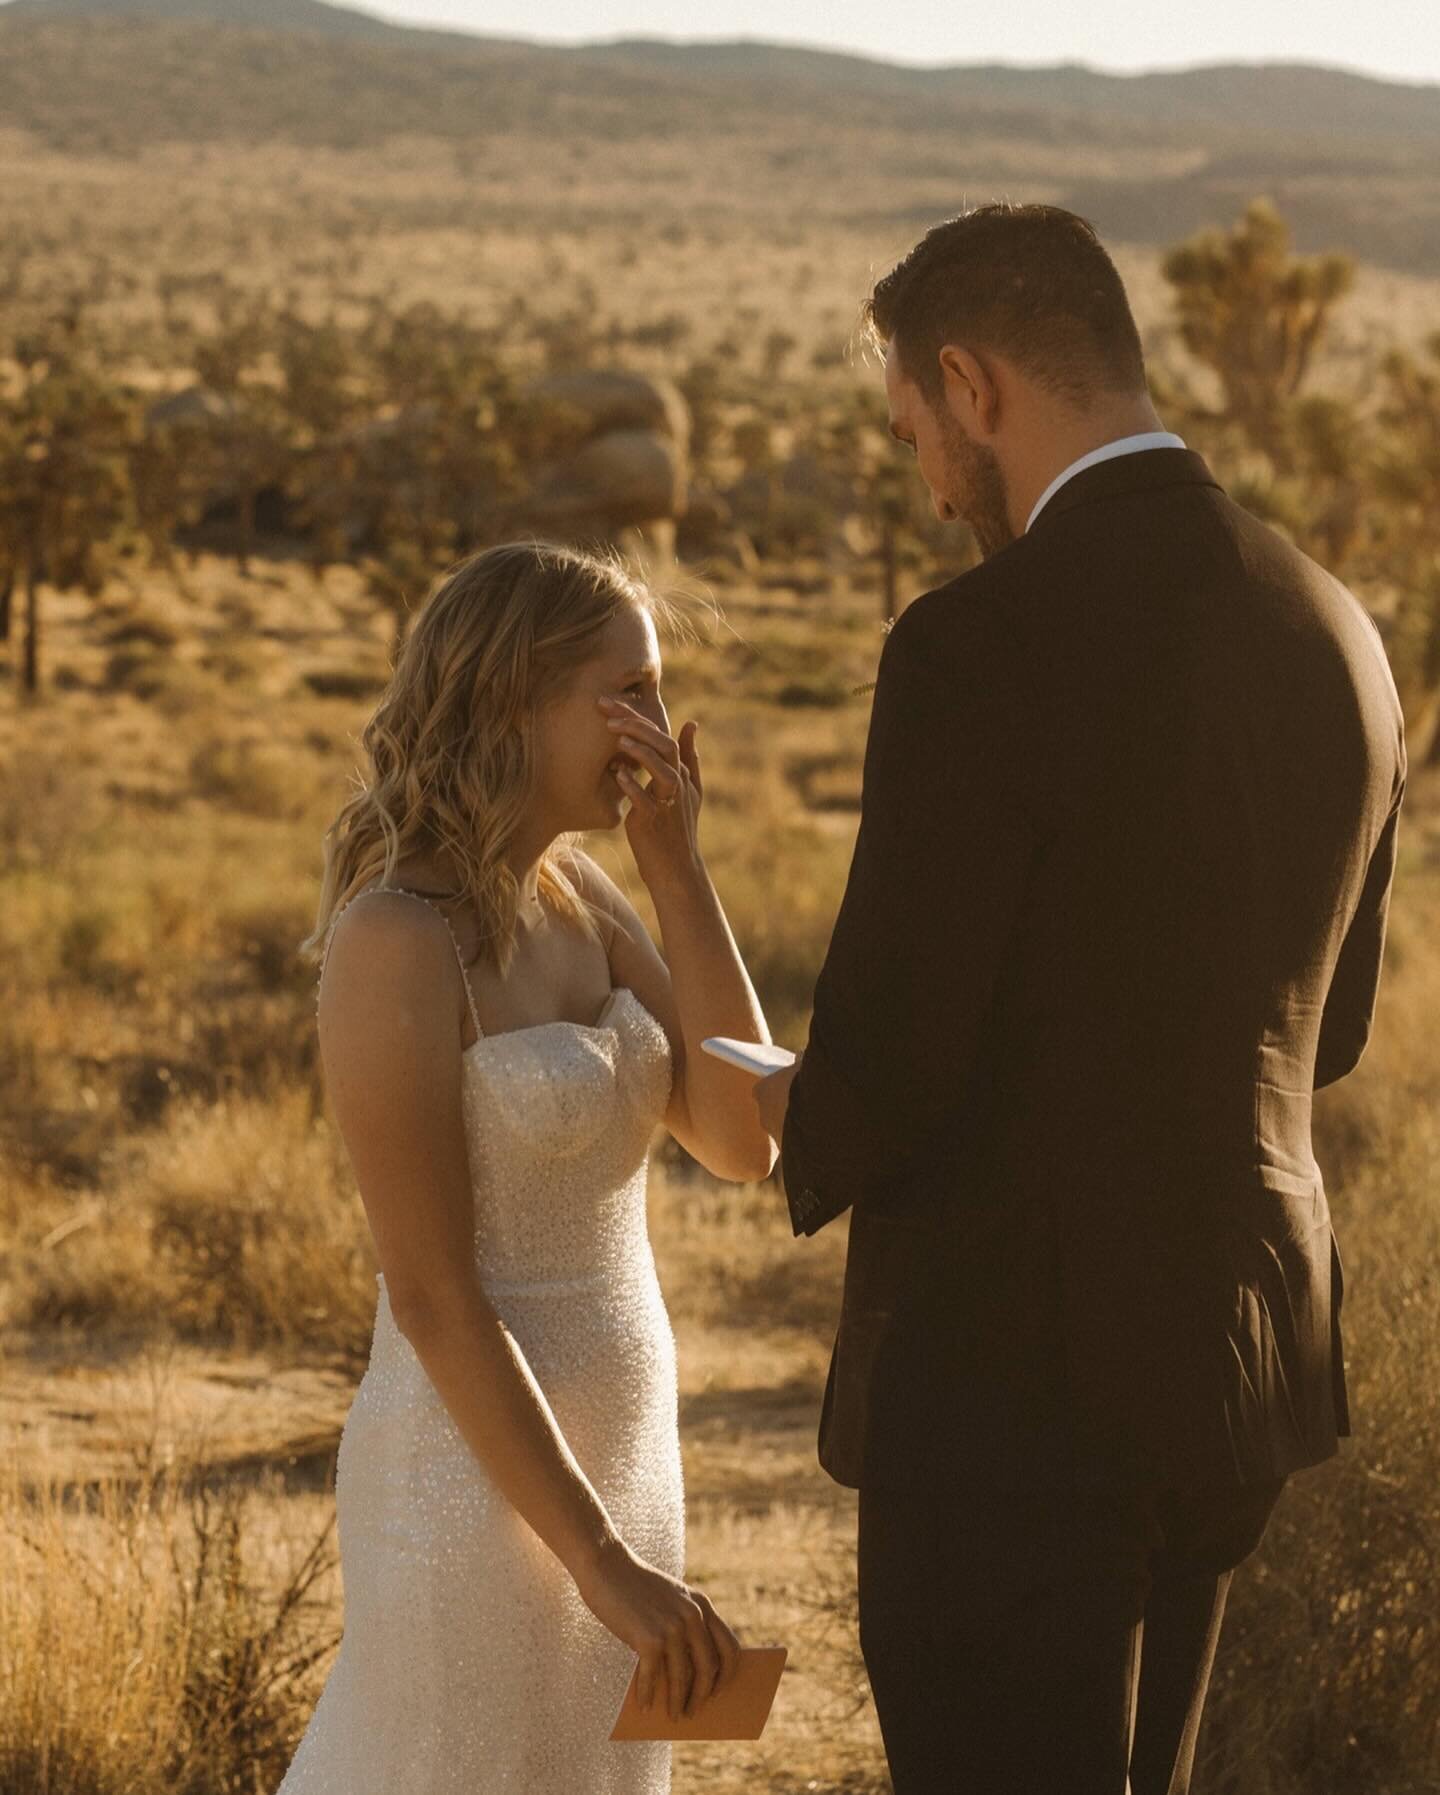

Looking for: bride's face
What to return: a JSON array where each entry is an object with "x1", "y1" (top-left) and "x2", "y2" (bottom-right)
[{"x1": 531, "y1": 603, "x2": 668, "y2": 832}]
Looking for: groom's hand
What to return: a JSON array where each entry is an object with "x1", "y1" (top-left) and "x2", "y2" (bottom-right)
[{"x1": 753, "y1": 1057, "x2": 800, "y2": 1149}]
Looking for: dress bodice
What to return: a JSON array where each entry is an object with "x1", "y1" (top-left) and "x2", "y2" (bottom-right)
[
  {"x1": 317, "y1": 885, "x2": 675, "y2": 1294},
  {"x1": 458, "y1": 984, "x2": 674, "y2": 1287}
]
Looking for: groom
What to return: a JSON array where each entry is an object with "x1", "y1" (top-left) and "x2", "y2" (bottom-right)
[{"x1": 753, "y1": 203, "x2": 1406, "y2": 1794}]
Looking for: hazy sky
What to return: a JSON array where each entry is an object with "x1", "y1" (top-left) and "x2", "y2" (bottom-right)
[{"x1": 353, "y1": 0, "x2": 1440, "y2": 87}]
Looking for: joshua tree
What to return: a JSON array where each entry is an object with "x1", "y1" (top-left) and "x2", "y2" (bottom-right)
[
  {"x1": 1161, "y1": 198, "x2": 1356, "y2": 475},
  {"x1": 1371, "y1": 332, "x2": 1440, "y2": 759},
  {"x1": 0, "y1": 319, "x2": 133, "y2": 697},
  {"x1": 190, "y1": 296, "x2": 294, "y2": 576},
  {"x1": 275, "y1": 310, "x2": 371, "y2": 576}
]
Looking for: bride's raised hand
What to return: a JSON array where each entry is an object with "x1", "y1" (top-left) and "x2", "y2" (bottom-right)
[
  {"x1": 597, "y1": 696, "x2": 703, "y2": 892},
  {"x1": 572, "y1": 1537, "x2": 742, "y2": 1720}
]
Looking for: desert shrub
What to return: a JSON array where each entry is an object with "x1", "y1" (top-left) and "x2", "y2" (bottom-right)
[
  {"x1": 200, "y1": 638, "x2": 273, "y2": 686},
  {"x1": 214, "y1": 899, "x2": 314, "y2": 995},
  {"x1": 100, "y1": 601, "x2": 181, "y2": 650},
  {"x1": 10, "y1": 1088, "x2": 377, "y2": 1362},
  {"x1": 0, "y1": 1449, "x2": 338, "y2": 1795},
  {"x1": 1200, "y1": 1104, "x2": 1440, "y2": 1793},
  {"x1": 187, "y1": 736, "x2": 311, "y2": 819},
  {"x1": 104, "y1": 646, "x2": 222, "y2": 717},
  {"x1": 301, "y1": 664, "x2": 387, "y2": 699}
]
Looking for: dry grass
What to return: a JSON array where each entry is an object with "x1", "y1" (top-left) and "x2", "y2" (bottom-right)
[
  {"x1": 0, "y1": 1426, "x2": 341, "y2": 1795},
  {"x1": 3, "y1": 1086, "x2": 378, "y2": 1360}
]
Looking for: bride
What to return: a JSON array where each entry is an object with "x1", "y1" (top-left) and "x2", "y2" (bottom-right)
[{"x1": 279, "y1": 540, "x2": 778, "y2": 1792}]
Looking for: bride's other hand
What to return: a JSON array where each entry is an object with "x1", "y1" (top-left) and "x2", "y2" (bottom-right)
[
  {"x1": 598, "y1": 697, "x2": 703, "y2": 893},
  {"x1": 573, "y1": 1537, "x2": 742, "y2": 1719}
]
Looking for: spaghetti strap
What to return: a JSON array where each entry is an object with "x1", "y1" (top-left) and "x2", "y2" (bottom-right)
[{"x1": 316, "y1": 884, "x2": 485, "y2": 1044}]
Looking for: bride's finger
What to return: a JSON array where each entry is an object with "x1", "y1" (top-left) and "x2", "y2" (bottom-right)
[
  {"x1": 606, "y1": 709, "x2": 681, "y2": 768},
  {"x1": 616, "y1": 765, "x2": 666, "y2": 818},
  {"x1": 678, "y1": 721, "x2": 702, "y2": 802},
  {"x1": 663, "y1": 1626, "x2": 693, "y2": 1721},
  {"x1": 693, "y1": 1589, "x2": 739, "y2": 1688},
  {"x1": 616, "y1": 735, "x2": 683, "y2": 798},
  {"x1": 637, "y1": 1643, "x2": 664, "y2": 1711}
]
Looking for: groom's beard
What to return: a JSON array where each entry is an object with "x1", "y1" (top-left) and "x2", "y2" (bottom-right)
[{"x1": 939, "y1": 415, "x2": 1016, "y2": 560}]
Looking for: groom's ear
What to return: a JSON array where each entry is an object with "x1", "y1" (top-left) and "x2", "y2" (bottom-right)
[{"x1": 938, "y1": 345, "x2": 999, "y2": 432}]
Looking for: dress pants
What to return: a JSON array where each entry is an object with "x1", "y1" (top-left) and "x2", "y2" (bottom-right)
[{"x1": 856, "y1": 1453, "x2": 1288, "y2": 1795}]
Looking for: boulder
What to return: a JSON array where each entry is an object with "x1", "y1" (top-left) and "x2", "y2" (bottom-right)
[
  {"x1": 145, "y1": 385, "x2": 236, "y2": 431},
  {"x1": 526, "y1": 428, "x2": 686, "y2": 530},
  {"x1": 523, "y1": 370, "x2": 689, "y2": 443}
]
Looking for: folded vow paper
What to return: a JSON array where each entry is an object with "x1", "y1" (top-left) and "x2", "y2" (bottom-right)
[{"x1": 609, "y1": 1645, "x2": 788, "y2": 1741}]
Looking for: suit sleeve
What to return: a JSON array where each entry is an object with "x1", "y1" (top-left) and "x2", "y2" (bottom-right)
[
  {"x1": 1313, "y1": 775, "x2": 1405, "y2": 1090},
  {"x1": 781, "y1": 602, "x2": 1044, "y2": 1238}
]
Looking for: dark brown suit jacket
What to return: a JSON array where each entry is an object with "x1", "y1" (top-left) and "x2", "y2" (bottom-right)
[{"x1": 781, "y1": 447, "x2": 1406, "y2": 1492}]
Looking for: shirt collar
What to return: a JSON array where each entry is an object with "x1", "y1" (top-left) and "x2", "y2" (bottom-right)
[{"x1": 1026, "y1": 431, "x2": 1188, "y2": 533}]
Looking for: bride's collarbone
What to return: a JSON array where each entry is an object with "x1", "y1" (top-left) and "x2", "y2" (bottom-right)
[
  {"x1": 471, "y1": 971, "x2": 618, "y2": 1038},
  {"x1": 465, "y1": 932, "x2": 616, "y2": 1038}
]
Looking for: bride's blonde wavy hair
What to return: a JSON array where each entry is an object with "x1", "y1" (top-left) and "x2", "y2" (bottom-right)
[{"x1": 301, "y1": 539, "x2": 687, "y2": 977}]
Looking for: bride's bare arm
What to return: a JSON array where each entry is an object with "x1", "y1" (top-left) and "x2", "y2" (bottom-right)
[
  {"x1": 566, "y1": 845, "x2": 778, "y2": 1185},
  {"x1": 316, "y1": 896, "x2": 740, "y2": 1716}
]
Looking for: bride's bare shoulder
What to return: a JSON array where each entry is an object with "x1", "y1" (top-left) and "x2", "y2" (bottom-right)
[{"x1": 319, "y1": 885, "x2": 460, "y2": 1015}]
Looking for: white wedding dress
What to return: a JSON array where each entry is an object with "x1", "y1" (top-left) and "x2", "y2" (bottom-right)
[{"x1": 276, "y1": 887, "x2": 685, "y2": 1793}]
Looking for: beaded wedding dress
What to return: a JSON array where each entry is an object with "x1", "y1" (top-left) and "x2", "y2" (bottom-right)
[{"x1": 275, "y1": 887, "x2": 684, "y2": 1794}]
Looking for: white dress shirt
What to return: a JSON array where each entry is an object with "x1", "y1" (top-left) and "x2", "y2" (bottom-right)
[{"x1": 1026, "y1": 431, "x2": 1188, "y2": 533}]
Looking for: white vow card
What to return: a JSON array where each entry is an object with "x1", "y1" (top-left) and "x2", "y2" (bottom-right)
[{"x1": 700, "y1": 1037, "x2": 797, "y2": 1077}]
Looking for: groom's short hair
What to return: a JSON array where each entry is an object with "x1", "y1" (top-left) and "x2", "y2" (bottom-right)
[{"x1": 862, "y1": 203, "x2": 1147, "y2": 411}]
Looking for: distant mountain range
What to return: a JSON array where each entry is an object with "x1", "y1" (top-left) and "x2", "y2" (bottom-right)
[
  {"x1": 567, "y1": 40, "x2": 1440, "y2": 148},
  {"x1": 0, "y1": 0, "x2": 406, "y2": 35},
  {"x1": 2, "y1": 0, "x2": 1438, "y2": 272}
]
